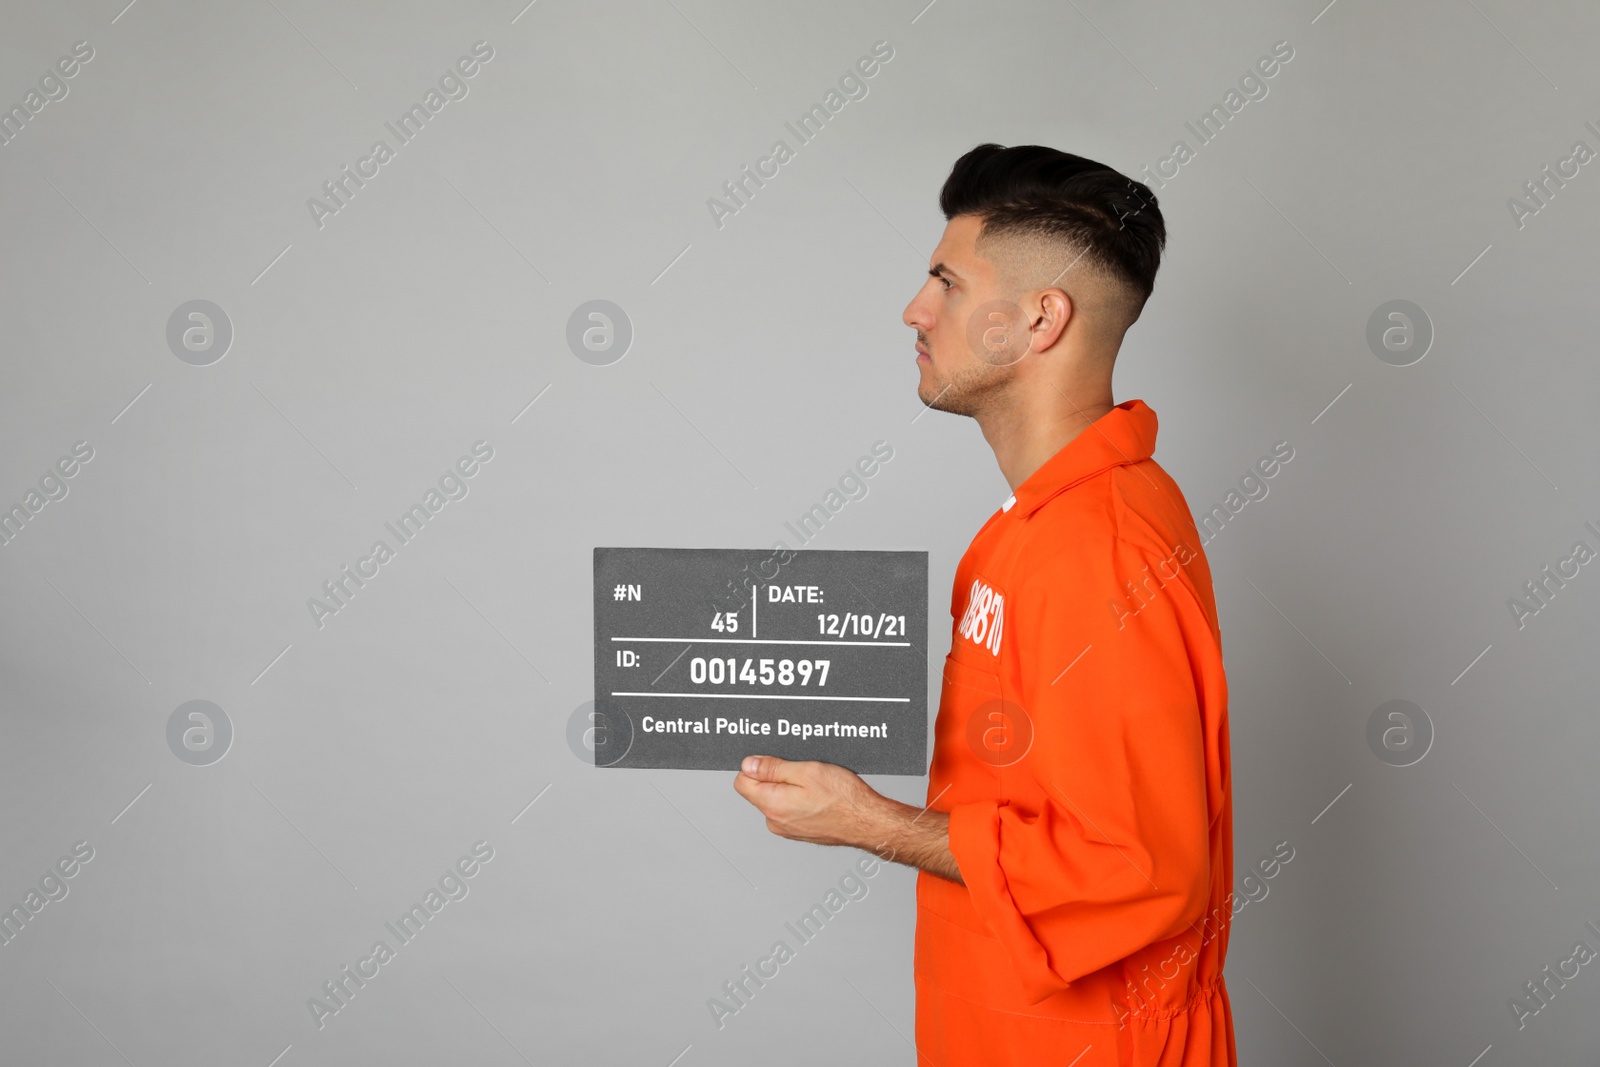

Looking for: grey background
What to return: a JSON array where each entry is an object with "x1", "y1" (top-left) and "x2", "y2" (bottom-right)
[{"x1": 0, "y1": 0, "x2": 1595, "y2": 1064}]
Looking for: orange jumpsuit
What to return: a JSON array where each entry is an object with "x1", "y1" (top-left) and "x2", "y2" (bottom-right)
[{"x1": 918, "y1": 399, "x2": 1236, "y2": 1066}]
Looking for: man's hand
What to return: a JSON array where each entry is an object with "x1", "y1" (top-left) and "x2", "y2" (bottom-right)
[
  {"x1": 731, "y1": 755, "x2": 882, "y2": 847},
  {"x1": 732, "y1": 755, "x2": 966, "y2": 884}
]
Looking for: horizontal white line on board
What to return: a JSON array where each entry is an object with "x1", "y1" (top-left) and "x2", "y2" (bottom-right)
[
  {"x1": 611, "y1": 637, "x2": 909, "y2": 646},
  {"x1": 610, "y1": 692, "x2": 910, "y2": 702}
]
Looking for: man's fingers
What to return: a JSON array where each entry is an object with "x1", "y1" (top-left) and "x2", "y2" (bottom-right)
[
  {"x1": 731, "y1": 772, "x2": 761, "y2": 802},
  {"x1": 731, "y1": 769, "x2": 784, "y2": 808}
]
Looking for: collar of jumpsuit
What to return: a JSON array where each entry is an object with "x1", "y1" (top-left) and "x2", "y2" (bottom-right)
[
  {"x1": 1001, "y1": 397, "x2": 1161, "y2": 517},
  {"x1": 915, "y1": 397, "x2": 1239, "y2": 1067}
]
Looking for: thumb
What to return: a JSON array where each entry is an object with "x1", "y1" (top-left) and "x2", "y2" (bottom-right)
[{"x1": 740, "y1": 755, "x2": 789, "y2": 780}]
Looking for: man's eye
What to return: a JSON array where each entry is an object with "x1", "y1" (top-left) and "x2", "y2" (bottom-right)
[{"x1": 939, "y1": 277, "x2": 952, "y2": 291}]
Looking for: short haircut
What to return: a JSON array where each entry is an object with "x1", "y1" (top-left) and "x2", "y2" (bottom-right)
[{"x1": 939, "y1": 143, "x2": 1167, "y2": 336}]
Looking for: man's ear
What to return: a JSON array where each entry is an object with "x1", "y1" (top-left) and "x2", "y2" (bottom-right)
[{"x1": 1029, "y1": 288, "x2": 1073, "y2": 354}]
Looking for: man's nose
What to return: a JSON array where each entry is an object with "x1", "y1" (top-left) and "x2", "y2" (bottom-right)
[{"x1": 903, "y1": 290, "x2": 930, "y2": 331}]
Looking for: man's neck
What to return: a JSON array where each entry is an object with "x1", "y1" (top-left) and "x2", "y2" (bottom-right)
[{"x1": 976, "y1": 378, "x2": 1115, "y2": 493}]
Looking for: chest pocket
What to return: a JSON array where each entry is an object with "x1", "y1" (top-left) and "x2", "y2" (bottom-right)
[
  {"x1": 927, "y1": 653, "x2": 1005, "y2": 797},
  {"x1": 941, "y1": 651, "x2": 1003, "y2": 700}
]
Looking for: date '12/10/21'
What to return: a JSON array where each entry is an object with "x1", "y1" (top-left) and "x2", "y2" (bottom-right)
[{"x1": 708, "y1": 610, "x2": 909, "y2": 640}]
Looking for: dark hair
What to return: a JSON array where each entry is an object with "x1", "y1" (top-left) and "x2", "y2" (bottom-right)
[{"x1": 939, "y1": 143, "x2": 1166, "y2": 323}]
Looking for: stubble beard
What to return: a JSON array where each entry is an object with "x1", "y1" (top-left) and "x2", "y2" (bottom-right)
[{"x1": 918, "y1": 354, "x2": 1010, "y2": 417}]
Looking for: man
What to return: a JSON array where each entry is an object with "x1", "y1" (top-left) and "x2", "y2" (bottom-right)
[{"x1": 734, "y1": 143, "x2": 1236, "y2": 1066}]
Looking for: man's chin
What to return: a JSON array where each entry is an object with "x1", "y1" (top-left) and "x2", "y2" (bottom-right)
[{"x1": 917, "y1": 382, "x2": 959, "y2": 413}]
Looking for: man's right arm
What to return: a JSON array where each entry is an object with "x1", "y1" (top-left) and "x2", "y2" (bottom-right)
[{"x1": 942, "y1": 541, "x2": 1215, "y2": 1002}]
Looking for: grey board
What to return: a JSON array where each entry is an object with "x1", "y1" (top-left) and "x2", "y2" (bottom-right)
[{"x1": 592, "y1": 547, "x2": 929, "y2": 774}]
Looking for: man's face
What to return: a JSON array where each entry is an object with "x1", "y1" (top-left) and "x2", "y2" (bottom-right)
[{"x1": 902, "y1": 215, "x2": 1026, "y2": 416}]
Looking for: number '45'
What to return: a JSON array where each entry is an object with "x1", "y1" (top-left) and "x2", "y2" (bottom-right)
[{"x1": 710, "y1": 612, "x2": 739, "y2": 633}]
